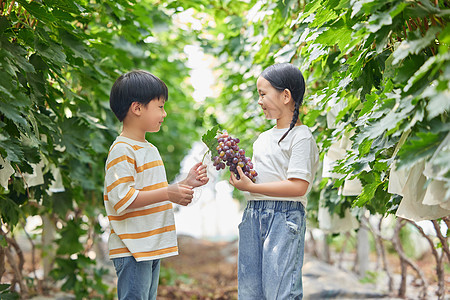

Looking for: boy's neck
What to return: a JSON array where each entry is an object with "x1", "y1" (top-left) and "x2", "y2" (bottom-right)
[{"x1": 120, "y1": 126, "x2": 147, "y2": 142}]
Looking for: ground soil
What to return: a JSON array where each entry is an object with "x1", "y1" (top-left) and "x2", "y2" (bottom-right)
[
  {"x1": 2, "y1": 234, "x2": 447, "y2": 299},
  {"x1": 156, "y1": 235, "x2": 448, "y2": 300},
  {"x1": 158, "y1": 235, "x2": 238, "y2": 300}
]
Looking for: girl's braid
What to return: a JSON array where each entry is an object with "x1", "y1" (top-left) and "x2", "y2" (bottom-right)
[{"x1": 278, "y1": 98, "x2": 301, "y2": 144}]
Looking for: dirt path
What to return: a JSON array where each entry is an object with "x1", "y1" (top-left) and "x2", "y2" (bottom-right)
[
  {"x1": 156, "y1": 235, "x2": 441, "y2": 300},
  {"x1": 158, "y1": 235, "x2": 238, "y2": 300}
]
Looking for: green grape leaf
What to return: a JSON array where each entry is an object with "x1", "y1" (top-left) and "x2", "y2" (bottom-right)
[
  {"x1": 0, "y1": 197, "x2": 20, "y2": 229},
  {"x1": 201, "y1": 125, "x2": 220, "y2": 158},
  {"x1": 16, "y1": 0, "x2": 56, "y2": 23},
  {"x1": 392, "y1": 27, "x2": 441, "y2": 65},
  {"x1": 396, "y1": 131, "x2": 443, "y2": 170},
  {"x1": 354, "y1": 178, "x2": 382, "y2": 208}
]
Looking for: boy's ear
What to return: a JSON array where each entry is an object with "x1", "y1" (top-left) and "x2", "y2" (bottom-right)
[
  {"x1": 130, "y1": 101, "x2": 142, "y2": 116},
  {"x1": 283, "y1": 89, "x2": 292, "y2": 104}
]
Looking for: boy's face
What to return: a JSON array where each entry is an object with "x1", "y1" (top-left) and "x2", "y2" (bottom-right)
[{"x1": 141, "y1": 98, "x2": 167, "y2": 132}]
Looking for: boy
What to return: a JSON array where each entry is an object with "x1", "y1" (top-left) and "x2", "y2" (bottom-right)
[{"x1": 104, "y1": 70, "x2": 208, "y2": 299}]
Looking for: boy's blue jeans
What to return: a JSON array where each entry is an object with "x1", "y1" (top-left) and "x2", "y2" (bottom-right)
[
  {"x1": 238, "y1": 200, "x2": 306, "y2": 300},
  {"x1": 112, "y1": 256, "x2": 160, "y2": 300}
]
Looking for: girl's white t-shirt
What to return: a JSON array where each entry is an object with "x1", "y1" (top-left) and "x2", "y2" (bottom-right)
[{"x1": 248, "y1": 125, "x2": 319, "y2": 207}]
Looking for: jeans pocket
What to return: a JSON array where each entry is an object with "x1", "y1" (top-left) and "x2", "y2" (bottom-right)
[
  {"x1": 286, "y1": 220, "x2": 299, "y2": 233},
  {"x1": 113, "y1": 257, "x2": 124, "y2": 272},
  {"x1": 284, "y1": 210, "x2": 303, "y2": 235},
  {"x1": 238, "y1": 209, "x2": 249, "y2": 230}
]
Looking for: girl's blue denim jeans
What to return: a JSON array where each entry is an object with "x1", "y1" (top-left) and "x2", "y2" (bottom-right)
[
  {"x1": 112, "y1": 256, "x2": 160, "y2": 300},
  {"x1": 238, "y1": 200, "x2": 306, "y2": 300}
]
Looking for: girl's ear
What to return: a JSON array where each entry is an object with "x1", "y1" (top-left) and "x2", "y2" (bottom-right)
[
  {"x1": 283, "y1": 89, "x2": 292, "y2": 105},
  {"x1": 130, "y1": 101, "x2": 142, "y2": 116}
]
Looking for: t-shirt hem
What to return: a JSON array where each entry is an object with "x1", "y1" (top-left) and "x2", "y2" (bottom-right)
[
  {"x1": 134, "y1": 251, "x2": 179, "y2": 262},
  {"x1": 109, "y1": 251, "x2": 179, "y2": 261}
]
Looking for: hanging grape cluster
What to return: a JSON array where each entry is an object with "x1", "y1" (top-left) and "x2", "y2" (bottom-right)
[{"x1": 212, "y1": 134, "x2": 258, "y2": 182}]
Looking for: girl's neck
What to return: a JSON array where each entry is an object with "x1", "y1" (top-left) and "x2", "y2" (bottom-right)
[{"x1": 275, "y1": 119, "x2": 302, "y2": 129}]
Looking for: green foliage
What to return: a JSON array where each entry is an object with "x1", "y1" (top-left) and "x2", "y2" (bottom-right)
[
  {"x1": 1, "y1": 0, "x2": 449, "y2": 297},
  {"x1": 159, "y1": 267, "x2": 193, "y2": 286},
  {"x1": 0, "y1": 0, "x2": 203, "y2": 296},
  {"x1": 199, "y1": 0, "x2": 449, "y2": 219},
  {"x1": 50, "y1": 256, "x2": 114, "y2": 300},
  {"x1": 0, "y1": 284, "x2": 20, "y2": 299},
  {"x1": 359, "y1": 270, "x2": 381, "y2": 284}
]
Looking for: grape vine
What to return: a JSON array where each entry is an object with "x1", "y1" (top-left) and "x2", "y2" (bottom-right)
[{"x1": 201, "y1": 126, "x2": 258, "y2": 181}]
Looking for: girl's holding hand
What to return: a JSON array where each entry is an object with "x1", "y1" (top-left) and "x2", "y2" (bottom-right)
[{"x1": 229, "y1": 63, "x2": 319, "y2": 300}]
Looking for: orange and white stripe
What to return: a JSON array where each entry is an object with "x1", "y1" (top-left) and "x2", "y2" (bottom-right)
[{"x1": 104, "y1": 136, "x2": 178, "y2": 262}]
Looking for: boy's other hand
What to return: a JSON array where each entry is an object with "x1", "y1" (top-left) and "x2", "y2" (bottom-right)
[
  {"x1": 168, "y1": 184, "x2": 194, "y2": 206},
  {"x1": 184, "y1": 162, "x2": 209, "y2": 188}
]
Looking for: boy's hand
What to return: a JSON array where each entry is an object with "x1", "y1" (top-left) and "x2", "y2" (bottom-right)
[
  {"x1": 229, "y1": 166, "x2": 253, "y2": 192},
  {"x1": 184, "y1": 162, "x2": 209, "y2": 188},
  {"x1": 168, "y1": 184, "x2": 194, "y2": 206}
]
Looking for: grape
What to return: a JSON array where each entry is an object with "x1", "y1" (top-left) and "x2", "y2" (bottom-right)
[{"x1": 211, "y1": 133, "x2": 257, "y2": 182}]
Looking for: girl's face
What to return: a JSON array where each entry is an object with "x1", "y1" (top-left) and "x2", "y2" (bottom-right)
[{"x1": 256, "y1": 76, "x2": 287, "y2": 120}]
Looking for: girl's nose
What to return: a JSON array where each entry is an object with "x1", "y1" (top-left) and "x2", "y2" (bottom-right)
[{"x1": 257, "y1": 98, "x2": 263, "y2": 106}]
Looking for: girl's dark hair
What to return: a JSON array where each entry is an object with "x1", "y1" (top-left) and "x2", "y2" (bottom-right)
[
  {"x1": 109, "y1": 70, "x2": 168, "y2": 122},
  {"x1": 260, "y1": 63, "x2": 305, "y2": 143}
]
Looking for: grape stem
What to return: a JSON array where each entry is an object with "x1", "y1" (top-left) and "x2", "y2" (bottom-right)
[
  {"x1": 201, "y1": 130, "x2": 223, "y2": 164},
  {"x1": 201, "y1": 149, "x2": 210, "y2": 164}
]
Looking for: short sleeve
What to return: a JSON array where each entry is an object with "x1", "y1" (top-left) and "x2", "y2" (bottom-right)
[
  {"x1": 287, "y1": 137, "x2": 318, "y2": 183},
  {"x1": 105, "y1": 145, "x2": 139, "y2": 214}
]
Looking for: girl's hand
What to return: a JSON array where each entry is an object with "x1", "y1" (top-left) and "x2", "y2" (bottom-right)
[
  {"x1": 184, "y1": 162, "x2": 209, "y2": 188},
  {"x1": 229, "y1": 166, "x2": 254, "y2": 192}
]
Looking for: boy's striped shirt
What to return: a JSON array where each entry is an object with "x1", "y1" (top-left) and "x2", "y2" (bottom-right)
[{"x1": 103, "y1": 136, "x2": 178, "y2": 262}]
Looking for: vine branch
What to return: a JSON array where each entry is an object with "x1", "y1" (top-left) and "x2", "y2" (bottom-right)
[
  {"x1": 431, "y1": 219, "x2": 450, "y2": 262},
  {"x1": 392, "y1": 218, "x2": 428, "y2": 299},
  {"x1": 406, "y1": 219, "x2": 447, "y2": 299}
]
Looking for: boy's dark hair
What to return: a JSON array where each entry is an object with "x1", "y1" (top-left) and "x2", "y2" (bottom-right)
[
  {"x1": 110, "y1": 70, "x2": 168, "y2": 122},
  {"x1": 260, "y1": 63, "x2": 305, "y2": 144}
]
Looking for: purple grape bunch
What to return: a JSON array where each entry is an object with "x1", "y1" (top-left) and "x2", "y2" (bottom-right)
[{"x1": 212, "y1": 135, "x2": 258, "y2": 182}]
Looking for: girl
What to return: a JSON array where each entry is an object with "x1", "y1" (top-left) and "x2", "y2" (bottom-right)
[{"x1": 229, "y1": 63, "x2": 319, "y2": 299}]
